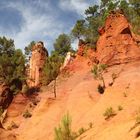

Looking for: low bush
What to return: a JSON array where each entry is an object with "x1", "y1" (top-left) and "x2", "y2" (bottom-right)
[
  {"x1": 136, "y1": 115, "x2": 140, "y2": 125},
  {"x1": 78, "y1": 127, "x2": 86, "y2": 135},
  {"x1": 23, "y1": 110, "x2": 32, "y2": 118},
  {"x1": 97, "y1": 84, "x2": 104, "y2": 94},
  {"x1": 118, "y1": 105, "x2": 123, "y2": 111},
  {"x1": 103, "y1": 107, "x2": 116, "y2": 120},
  {"x1": 54, "y1": 113, "x2": 76, "y2": 140},
  {"x1": 7, "y1": 121, "x2": 19, "y2": 130},
  {"x1": 135, "y1": 129, "x2": 140, "y2": 138},
  {"x1": 89, "y1": 122, "x2": 93, "y2": 128}
]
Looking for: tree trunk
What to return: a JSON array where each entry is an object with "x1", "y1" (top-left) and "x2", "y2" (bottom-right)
[
  {"x1": 0, "y1": 122, "x2": 4, "y2": 129},
  {"x1": 54, "y1": 79, "x2": 56, "y2": 98},
  {"x1": 101, "y1": 74, "x2": 105, "y2": 88}
]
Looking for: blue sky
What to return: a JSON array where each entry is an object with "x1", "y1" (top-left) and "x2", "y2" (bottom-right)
[{"x1": 0, "y1": 0, "x2": 99, "y2": 52}]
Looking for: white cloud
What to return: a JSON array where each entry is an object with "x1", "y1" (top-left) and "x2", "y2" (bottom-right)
[
  {"x1": 59, "y1": 0, "x2": 91, "y2": 17},
  {"x1": 71, "y1": 39, "x2": 79, "y2": 50},
  {"x1": 2, "y1": 1, "x2": 65, "y2": 51},
  {"x1": 0, "y1": 0, "x2": 98, "y2": 52}
]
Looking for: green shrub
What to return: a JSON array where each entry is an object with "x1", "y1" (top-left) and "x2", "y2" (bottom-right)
[
  {"x1": 78, "y1": 127, "x2": 86, "y2": 135},
  {"x1": 135, "y1": 129, "x2": 140, "y2": 138},
  {"x1": 23, "y1": 110, "x2": 32, "y2": 118},
  {"x1": 91, "y1": 65, "x2": 98, "y2": 79},
  {"x1": 7, "y1": 121, "x2": 19, "y2": 130},
  {"x1": 99, "y1": 64, "x2": 108, "y2": 71},
  {"x1": 97, "y1": 84, "x2": 104, "y2": 94},
  {"x1": 123, "y1": 92, "x2": 127, "y2": 97},
  {"x1": 54, "y1": 113, "x2": 75, "y2": 140},
  {"x1": 91, "y1": 64, "x2": 107, "y2": 90},
  {"x1": 112, "y1": 73, "x2": 117, "y2": 82},
  {"x1": 118, "y1": 105, "x2": 123, "y2": 111},
  {"x1": 103, "y1": 107, "x2": 116, "y2": 120},
  {"x1": 21, "y1": 84, "x2": 29, "y2": 94},
  {"x1": 136, "y1": 115, "x2": 140, "y2": 125},
  {"x1": 89, "y1": 122, "x2": 93, "y2": 128}
]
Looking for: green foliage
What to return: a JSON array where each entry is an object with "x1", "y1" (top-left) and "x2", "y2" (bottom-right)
[
  {"x1": 42, "y1": 33, "x2": 73, "y2": 86},
  {"x1": 24, "y1": 41, "x2": 35, "y2": 62},
  {"x1": 91, "y1": 64, "x2": 107, "y2": 79},
  {"x1": 97, "y1": 84, "x2": 105, "y2": 94},
  {"x1": 135, "y1": 129, "x2": 140, "y2": 138},
  {"x1": 99, "y1": 64, "x2": 108, "y2": 71},
  {"x1": 123, "y1": 92, "x2": 127, "y2": 97},
  {"x1": 118, "y1": 105, "x2": 123, "y2": 111},
  {"x1": 23, "y1": 110, "x2": 32, "y2": 118},
  {"x1": 0, "y1": 36, "x2": 15, "y2": 56},
  {"x1": 103, "y1": 107, "x2": 116, "y2": 120},
  {"x1": 21, "y1": 84, "x2": 29, "y2": 94},
  {"x1": 91, "y1": 65, "x2": 98, "y2": 79},
  {"x1": 71, "y1": 20, "x2": 86, "y2": 40},
  {"x1": 71, "y1": 0, "x2": 140, "y2": 47},
  {"x1": 78, "y1": 127, "x2": 86, "y2": 135},
  {"x1": 112, "y1": 73, "x2": 117, "y2": 82},
  {"x1": 54, "y1": 113, "x2": 75, "y2": 140},
  {"x1": 42, "y1": 52, "x2": 63, "y2": 85},
  {"x1": 54, "y1": 34, "x2": 72, "y2": 56},
  {"x1": 136, "y1": 114, "x2": 140, "y2": 125},
  {"x1": 89, "y1": 122, "x2": 93, "y2": 128},
  {"x1": 91, "y1": 64, "x2": 107, "y2": 89},
  {"x1": 0, "y1": 37, "x2": 26, "y2": 94},
  {"x1": 7, "y1": 121, "x2": 19, "y2": 130},
  {"x1": 24, "y1": 41, "x2": 35, "y2": 56}
]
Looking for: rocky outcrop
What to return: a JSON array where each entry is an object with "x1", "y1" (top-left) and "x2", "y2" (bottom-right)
[
  {"x1": 77, "y1": 39, "x2": 98, "y2": 64},
  {"x1": 61, "y1": 52, "x2": 73, "y2": 70},
  {"x1": 96, "y1": 11, "x2": 140, "y2": 66},
  {"x1": 0, "y1": 128, "x2": 16, "y2": 140},
  {"x1": 0, "y1": 85, "x2": 13, "y2": 109},
  {"x1": 28, "y1": 41, "x2": 48, "y2": 87},
  {"x1": 77, "y1": 39, "x2": 86, "y2": 56}
]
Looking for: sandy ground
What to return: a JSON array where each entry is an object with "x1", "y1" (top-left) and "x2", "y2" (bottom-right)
[{"x1": 3, "y1": 57, "x2": 140, "y2": 140}]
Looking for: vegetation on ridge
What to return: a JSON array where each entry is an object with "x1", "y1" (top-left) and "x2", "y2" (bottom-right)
[
  {"x1": 71, "y1": 0, "x2": 140, "y2": 47},
  {"x1": 0, "y1": 36, "x2": 26, "y2": 94}
]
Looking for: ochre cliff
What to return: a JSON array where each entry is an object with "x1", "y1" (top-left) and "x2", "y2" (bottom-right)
[
  {"x1": 96, "y1": 11, "x2": 140, "y2": 66},
  {"x1": 2, "y1": 11, "x2": 140, "y2": 140},
  {"x1": 28, "y1": 41, "x2": 48, "y2": 87}
]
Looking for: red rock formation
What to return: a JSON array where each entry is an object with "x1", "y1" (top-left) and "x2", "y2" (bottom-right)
[
  {"x1": 28, "y1": 41, "x2": 48, "y2": 87},
  {"x1": 96, "y1": 11, "x2": 140, "y2": 66},
  {"x1": 77, "y1": 39, "x2": 98, "y2": 64},
  {"x1": 0, "y1": 128, "x2": 16, "y2": 140},
  {"x1": 98, "y1": 27, "x2": 105, "y2": 35}
]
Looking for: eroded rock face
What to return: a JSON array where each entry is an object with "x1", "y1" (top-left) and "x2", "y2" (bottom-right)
[
  {"x1": 0, "y1": 128, "x2": 16, "y2": 140},
  {"x1": 29, "y1": 41, "x2": 48, "y2": 87},
  {"x1": 96, "y1": 11, "x2": 140, "y2": 66},
  {"x1": 77, "y1": 39, "x2": 98, "y2": 64}
]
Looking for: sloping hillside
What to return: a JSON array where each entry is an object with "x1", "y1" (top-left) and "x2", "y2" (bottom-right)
[
  {"x1": 13, "y1": 57, "x2": 140, "y2": 140},
  {"x1": 1, "y1": 11, "x2": 140, "y2": 140}
]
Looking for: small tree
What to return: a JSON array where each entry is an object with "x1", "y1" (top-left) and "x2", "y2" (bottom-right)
[
  {"x1": 91, "y1": 64, "x2": 107, "y2": 88},
  {"x1": 42, "y1": 52, "x2": 63, "y2": 98},
  {"x1": 24, "y1": 41, "x2": 35, "y2": 63},
  {"x1": 103, "y1": 107, "x2": 116, "y2": 120},
  {"x1": 0, "y1": 37, "x2": 26, "y2": 94},
  {"x1": 54, "y1": 113, "x2": 75, "y2": 140},
  {"x1": 71, "y1": 20, "x2": 86, "y2": 40},
  {"x1": 54, "y1": 34, "x2": 72, "y2": 57}
]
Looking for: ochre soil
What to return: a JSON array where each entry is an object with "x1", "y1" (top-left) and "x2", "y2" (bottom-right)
[{"x1": 3, "y1": 56, "x2": 140, "y2": 140}]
